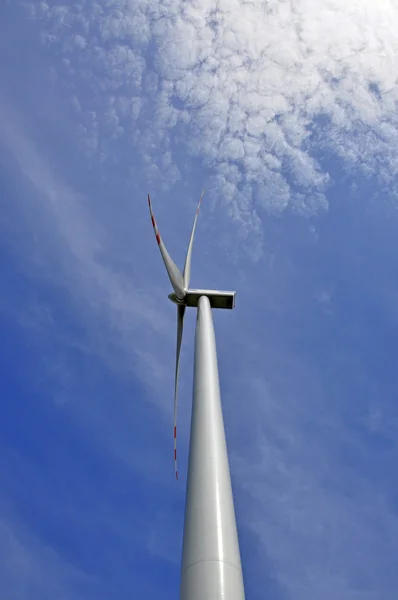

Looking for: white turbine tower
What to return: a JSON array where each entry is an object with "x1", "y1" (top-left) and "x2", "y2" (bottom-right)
[{"x1": 148, "y1": 193, "x2": 245, "y2": 600}]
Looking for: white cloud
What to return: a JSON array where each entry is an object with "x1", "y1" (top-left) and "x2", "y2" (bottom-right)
[{"x1": 26, "y1": 0, "x2": 398, "y2": 232}]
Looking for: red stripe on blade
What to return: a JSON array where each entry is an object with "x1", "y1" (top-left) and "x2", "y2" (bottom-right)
[
  {"x1": 156, "y1": 232, "x2": 161, "y2": 245},
  {"x1": 174, "y1": 426, "x2": 176, "y2": 438}
]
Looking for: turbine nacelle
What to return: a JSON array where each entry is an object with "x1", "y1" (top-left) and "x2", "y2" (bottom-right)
[{"x1": 168, "y1": 289, "x2": 236, "y2": 310}]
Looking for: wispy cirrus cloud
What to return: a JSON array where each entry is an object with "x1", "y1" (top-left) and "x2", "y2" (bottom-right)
[{"x1": 0, "y1": 508, "x2": 96, "y2": 600}]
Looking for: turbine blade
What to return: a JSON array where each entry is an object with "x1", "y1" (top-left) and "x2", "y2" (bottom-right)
[
  {"x1": 148, "y1": 194, "x2": 185, "y2": 300},
  {"x1": 183, "y1": 190, "x2": 204, "y2": 290},
  {"x1": 174, "y1": 303, "x2": 186, "y2": 480}
]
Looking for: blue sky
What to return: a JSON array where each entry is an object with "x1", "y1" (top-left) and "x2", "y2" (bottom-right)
[{"x1": 1, "y1": 1, "x2": 398, "y2": 598}]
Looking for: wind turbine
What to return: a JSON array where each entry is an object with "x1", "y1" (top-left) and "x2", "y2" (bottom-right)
[{"x1": 148, "y1": 193, "x2": 245, "y2": 600}]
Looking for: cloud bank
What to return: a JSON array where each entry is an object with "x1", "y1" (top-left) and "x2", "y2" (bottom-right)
[{"x1": 27, "y1": 0, "x2": 398, "y2": 231}]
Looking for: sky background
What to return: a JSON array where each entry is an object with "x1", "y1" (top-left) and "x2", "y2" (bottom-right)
[{"x1": 1, "y1": 1, "x2": 398, "y2": 599}]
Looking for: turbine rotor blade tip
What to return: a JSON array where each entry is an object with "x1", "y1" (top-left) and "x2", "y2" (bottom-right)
[
  {"x1": 183, "y1": 190, "x2": 205, "y2": 290},
  {"x1": 197, "y1": 190, "x2": 205, "y2": 214},
  {"x1": 147, "y1": 194, "x2": 185, "y2": 298}
]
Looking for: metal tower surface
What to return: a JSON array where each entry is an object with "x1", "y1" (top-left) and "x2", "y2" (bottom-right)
[
  {"x1": 148, "y1": 193, "x2": 245, "y2": 600},
  {"x1": 181, "y1": 295, "x2": 245, "y2": 600}
]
